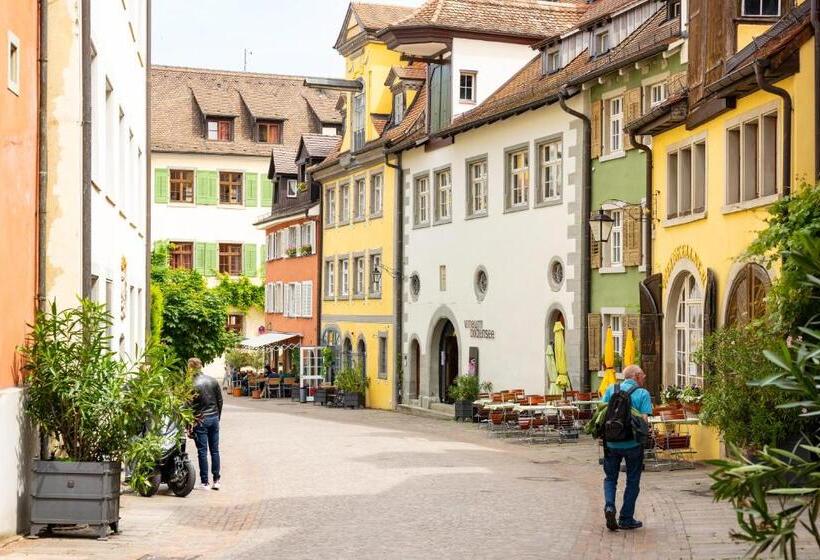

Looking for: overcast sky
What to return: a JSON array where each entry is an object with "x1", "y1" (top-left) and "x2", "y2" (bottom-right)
[{"x1": 151, "y1": 0, "x2": 424, "y2": 77}]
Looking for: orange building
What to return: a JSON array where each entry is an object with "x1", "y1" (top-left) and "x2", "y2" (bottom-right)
[{"x1": 0, "y1": 0, "x2": 38, "y2": 537}]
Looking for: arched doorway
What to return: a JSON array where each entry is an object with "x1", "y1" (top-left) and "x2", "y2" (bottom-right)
[
  {"x1": 436, "y1": 319, "x2": 459, "y2": 403},
  {"x1": 726, "y1": 263, "x2": 770, "y2": 326},
  {"x1": 547, "y1": 309, "x2": 565, "y2": 347},
  {"x1": 410, "y1": 339, "x2": 420, "y2": 399}
]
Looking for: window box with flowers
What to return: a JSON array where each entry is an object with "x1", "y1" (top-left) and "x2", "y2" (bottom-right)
[
  {"x1": 286, "y1": 248, "x2": 299, "y2": 258},
  {"x1": 300, "y1": 245, "x2": 313, "y2": 256}
]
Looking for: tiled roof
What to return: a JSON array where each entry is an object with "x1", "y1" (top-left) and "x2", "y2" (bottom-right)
[
  {"x1": 271, "y1": 146, "x2": 299, "y2": 175},
  {"x1": 386, "y1": 0, "x2": 586, "y2": 39},
  {"x1": 299, "y1": 134, "x2": 342, "y2": 160},
  {"x1": 385, "y1": 84, "x2": 429, "y2": 149},
  {"x1": 372, "y1": 114, "x2": 391, "y2": 136},
  {"x1": 303, "y1": 90, "x2": 344, "y2": 125},
  {"x1": 387, "y1": 64, "x2": 427, "y2": 84},
  {"x1": 151, "y1": 66, "x2": 341, "y2": 157},
  {"x1": 351, "y1": 2, "x2": 417, "y2": 32},
  {"x1": 575, "y1": 0, "x2": 643, "y2": 28}
]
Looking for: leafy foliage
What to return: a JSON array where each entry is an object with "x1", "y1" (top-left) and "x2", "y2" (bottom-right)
[
  {"x1": 335, "y1": 366, "x2": 368, "y2": 394},
  {"x1": 224, "y1": 347, "x2": 263, "y2": 370},
  {"x1": 213, "y1": 274, "x2": 264, "y2": 312},
  {"x1": 448, "y1": 374, "x2": 480, "y2": 402}
]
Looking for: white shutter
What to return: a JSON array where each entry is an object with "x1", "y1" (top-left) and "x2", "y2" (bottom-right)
[
  {"x1": 309, "y1": 222, "x2": 316, "y2": 253},
  {"x1": 277, "y1": 282, "x2": 283, "y2": 313},
  {"x1": 264, "y1": 283, "x2": 270, "y2": 312},
  {"x1": 302, "y1": 281, "x2": 313, "y2": 317},
  {"x1": 294, "y1": 283, "x2": 302, "y2": 317},
  {"x1": 283, "y1": 283, "x2": 290, "y2": 317}
]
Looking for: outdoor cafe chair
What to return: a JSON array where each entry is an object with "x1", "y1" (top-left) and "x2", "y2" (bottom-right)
[
  {"x1": 281, "y1": 377, "x2": 296, "y2": 398},
  {"x1": 264, "y1": 378, "x2": 282, "y2": 399}
]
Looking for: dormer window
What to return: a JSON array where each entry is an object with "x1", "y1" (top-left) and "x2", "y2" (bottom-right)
[
  {"x1": 459, "y1": 71, "x2": 476, "y2": 103},
  {"x1": 742, "y1": 0, "x2": 780, "y2": 17},
  {"x1": 668, "y1": 0, "x2": 681, "y2": 18},
  {"x1": 545, "y1": 49, "x2": 560, "y2": 74},
  {"x1": 594, "y1": 29, "x2": 610, "y2": 56},
  {"x1": 352, "y1": 92, "x2": 365, "y2": 152},
  {"x1": 393, "y1": 90, "x2": 405, "y2": 124},
  {"x1": 257, "y1": 120, "x2": 283, "y2": 144},
  {"x1": 206, "y1": 118, "x2": 233, "y2": 141}
]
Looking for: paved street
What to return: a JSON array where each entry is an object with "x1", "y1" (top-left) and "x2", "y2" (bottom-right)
[{"x1": 0, "y1": 398, "x2": 762, "y2": 560}]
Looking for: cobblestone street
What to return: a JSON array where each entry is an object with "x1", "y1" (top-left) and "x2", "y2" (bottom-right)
[{"x1": 0, "y1": 398, "x2": 762, "y2": 560}]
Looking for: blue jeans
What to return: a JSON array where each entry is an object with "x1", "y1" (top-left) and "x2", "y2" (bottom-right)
[
  {"x1": 603, "y1": 444, "x2": 644, "y2": 522},
  {"x1": 193, "y1": 415, "x2": 220, "y2": 484}
]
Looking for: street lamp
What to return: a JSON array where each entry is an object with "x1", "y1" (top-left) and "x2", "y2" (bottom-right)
[{"x1": 589, "y1": 207, "x2": 615, "y2": 243}]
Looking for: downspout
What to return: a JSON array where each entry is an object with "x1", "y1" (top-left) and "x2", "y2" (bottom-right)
[
  {"x1": 37, "y1": 0, "x2": 48, "y2": 312},
  {"x1": 755, "y1": 59, "x2": 792, "y2": 196},
  {"x1": 145, "y1": 0, "x2": 152, "y2": 344},
  {"x1": 81, "y1": 0, "x2": 92, "y2": 298},
  {"x1": 315, "y1": 176, "x2": 323, "y2": 346},
  {"x1": 812, "y1": 0, "x2": 820, "y2": 181},
  {"x1": 384, "y1": 152, "x2": 403, "y2": 408},
  {"x1": 558, "y1": 87, "x2": 592, "y2": 392},
  {"x1": 629, "y1": 130, "x2": 653, "y2": 277}
]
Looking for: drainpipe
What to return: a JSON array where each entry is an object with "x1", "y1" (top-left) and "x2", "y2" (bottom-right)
[
  {"x1": 812, "y1": 0, "x2": 820, "y2": 182},
  {"x1": 384, "y1": 152, "x2": 403, "y2": 408},
  {"x1": 315, "y1": 177, "x2": 323, "y2": 346},
  {"x1": 755, "y1": 59, "x2": 792, "y2": 196},
  {"x1": 558, "y1": 87, "x2": 592, "y2": 392},
  {"x1": 81, "y1": 0, "x2": 92, "y2": 298},
  {"x1": 145, "y1": 0, "x2": 152, "y2": 344},
  {"x1": 629, "y1": 130, "x2": 653, "y2": 277},
  {"x1": 37, "y1": 0, "x2": 48, "y2": 313}
]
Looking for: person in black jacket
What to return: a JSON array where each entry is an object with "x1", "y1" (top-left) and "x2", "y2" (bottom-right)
[{"x1": 190, "y1": 357, "x2": 223, "y2": 490}]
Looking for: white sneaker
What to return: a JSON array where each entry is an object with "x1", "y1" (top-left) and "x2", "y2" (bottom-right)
[
  {"x1": 212, "y1": 480, "x2": 221, "y2": 491},
  {"x1": 197, "y1": 482, "x2": 210, "y2": 491}
]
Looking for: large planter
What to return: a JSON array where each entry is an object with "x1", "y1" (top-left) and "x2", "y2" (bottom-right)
[
  {"x1": 454, "y1": 400, "x2": 475, "y2": 422},
  {"x1": 342, "y1": 392, "x2": 364, "y2": 409},
  {"x1": 30, "y1": 460, "x2": 121, "y2": 540}
]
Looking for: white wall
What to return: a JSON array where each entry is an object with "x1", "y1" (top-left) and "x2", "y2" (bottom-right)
[
  {"x1": 401, "y1": 95, "x2": 586, "y2": 399},
  {"x1": 0, "y1": 388, "x2": 34, "y2": 537},
  {"x1": 450, "y1": 38, "x2": 537, "y2": 117}
]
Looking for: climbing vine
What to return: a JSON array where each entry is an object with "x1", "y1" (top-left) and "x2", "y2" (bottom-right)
[{"x1": 213, "y1": 274, "x2": 265, "y2": 311}]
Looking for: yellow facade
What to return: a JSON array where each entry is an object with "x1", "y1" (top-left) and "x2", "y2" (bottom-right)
[
  {"x1": 650, "y1": 39, "x2": 815, "y2": 459},
  {"x1": 318, "y1": 38, "x2": 406, "y2": 410}
]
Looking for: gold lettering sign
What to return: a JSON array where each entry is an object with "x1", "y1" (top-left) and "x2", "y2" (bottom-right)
[{"x1": 662, "y1": 245, "x2": 707, "y2": 288}]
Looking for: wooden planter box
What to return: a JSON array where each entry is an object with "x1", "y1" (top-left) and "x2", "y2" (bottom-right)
[
  {"x1": 342, "y1": 392, "x2": 364, "y2": 409},
  {"x1": 30, "y1": 460, "x2": 121, "y2": 540},
  {"x1": 454, "y1": 400, "x2": 475, "y2": 422}
]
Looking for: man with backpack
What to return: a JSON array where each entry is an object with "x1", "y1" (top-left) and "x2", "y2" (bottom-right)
[{"x1": 600, "y1": 365, "x2": 653, "y2": 531}]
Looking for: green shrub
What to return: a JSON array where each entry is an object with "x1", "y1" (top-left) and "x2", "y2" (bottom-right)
[
  {"x1": 448, "y1": 375, "x2": 480, "y2": 402},
  {"x1": 335, "y1": 367, "x2": 368, "y2": 394}
]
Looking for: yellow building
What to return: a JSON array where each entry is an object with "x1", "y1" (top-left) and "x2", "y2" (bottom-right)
[
  {"x1": 309, "y1": 3, "x2": 421, "y2": 409},
  {"x1": 628, "y1": 1, "x2": 816, "y2": 459}
]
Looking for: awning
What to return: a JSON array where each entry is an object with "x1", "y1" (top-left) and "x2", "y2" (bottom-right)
[{"x1": 239, "y1": 332, "x2": 301, "y2": 349}]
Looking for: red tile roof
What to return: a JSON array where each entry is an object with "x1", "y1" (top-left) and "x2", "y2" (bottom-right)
[
  {"x1": 575, "y1": 0, "x2": 644, "y2": 28},
  {"x1": 351, "y1": 2, "x2": 417, "y2": 32}
]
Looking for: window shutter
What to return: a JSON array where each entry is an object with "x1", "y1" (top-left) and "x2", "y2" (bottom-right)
[
  {"x1": 624, "y1": 88, "x2": 642, "y2": 149},
  {"x1": 154, "y1": 168, "x2": 170, "y2": 203},
  {"x1": 244, "y1": 173, "x2": 258, "y2": 207},
  {"x1": 204, "y1": 243, "x2": 218, "y2": 276},
  {"x1": 194, "y1": 242, "x2": 206, "y2": 274},
  {"x1": 261, "y1": 176, "x2": 274, "y2": 207},
  {"x1": 588, "y1": 313, "x2": 602, "y2": 371},
  {"x1": 283, "y1": 284, "x2": 290, "y2": 317},
  {"x1": 302, "y1": 282, "x2": 312, "y2": 318},
  {"x1": 277, "y1": 283, "x2": 283, "y2": 313},
  {"x1": 264, "y1": 283, "x2": 271, "y2": 313},
  {"x1": 626, "y1": 314, "x2": 641, "y2": 349},
  {"x1": 590, "y1": 238, "x2": 601, "y2": 269},
  {"x1": 243, "y1": 244, "x2": 257, "y2": 277},
  {"x1": 704, "y1": 269, "x2": 717, "y2": 338},
  {"x1": 308, "y1": 221, "x2": 316, "y2": 252},
  {"x1": 294, "y1": 283, "x2": 302, "y2": 317},
  {"x1": 590, "y1": 99, "x2": 602, "y2": 160},
  {"x1": 197, "y1": 170, "x2": 217, "y2": 205},
  {"x1": 623, "y1": 206, "x2": 642, "y2": 267},
  {"x1": 259, "y1": 243, "x2": 266, "y2": 270}
]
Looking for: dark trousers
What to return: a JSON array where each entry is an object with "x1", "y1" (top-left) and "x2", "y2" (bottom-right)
[
  {"x1": 193, "y1": 414, "x2": 220, "y2": 484},
  {"x1": 603, "y1": 444, "x2": 644, "y2": 522}
]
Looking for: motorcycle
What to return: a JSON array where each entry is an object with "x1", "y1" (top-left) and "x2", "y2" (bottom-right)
[{"x1": 138, "y1": 419, "x2": 197, "y2": 498}]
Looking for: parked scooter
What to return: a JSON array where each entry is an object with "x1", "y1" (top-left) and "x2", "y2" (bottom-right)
[{"x1": 138, "y1": 419, "x2": 196, "y2": 497}]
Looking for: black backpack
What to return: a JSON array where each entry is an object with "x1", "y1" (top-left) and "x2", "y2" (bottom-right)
[{"x1": 603, "y1": 383, "x2": 639, "y2": 442}]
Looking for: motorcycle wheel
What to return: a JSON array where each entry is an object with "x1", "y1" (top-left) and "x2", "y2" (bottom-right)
[
  {"x1": 169, "y1": 459, "x2": 196, "y2": 497},
  {"x1": 138, "y1": 473, "x2": 162, "y2": 498}
]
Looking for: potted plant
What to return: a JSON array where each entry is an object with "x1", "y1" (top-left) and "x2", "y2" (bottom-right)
[
  {"x1": 449, "y1": 375, "x2": 480, "y2": 422},
  {"x1": 661, "y1": 385, "x2": 682, "y2": 406},
  {"x1": 286, "y1": 247, "x2": 298, "y2": 258},
  {"x1": 680, "y1": 385, "x2": 703, "y2": 415},
  {"x1": 300, "y1": 244, "x2": 313, "y2": 256},
  {"x1": 335, "y1": 366, "x2": 368, "y2": 408},
  {"x1": 479, "y1": 381, "x2": 493, "y2": 394},
  {"x1": 21, "y1": 301, "x2": 193, "y2": 539}
]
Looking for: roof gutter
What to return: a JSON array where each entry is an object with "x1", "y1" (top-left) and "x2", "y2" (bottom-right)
[
  {"x1": 754, "y1": 59, "x2": 792, "y2": 197},
  {"x1": 629, "y1": 130, "x2": 653, "y2": 278},
  {"x1": 557, "y1": 86, "x2": 591, "y2": 392},
  {"x1": 384, "y1": 152, "x2": 403, "y2": 409}
]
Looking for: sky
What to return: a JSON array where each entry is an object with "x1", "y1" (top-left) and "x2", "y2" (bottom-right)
[{"x1": 151, "y1": 0, "x2": 424, "y2": 78}]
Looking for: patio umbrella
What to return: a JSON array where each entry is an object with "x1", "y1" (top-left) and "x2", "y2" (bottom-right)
[
  {"x1": 553, "y1": 322, "x2": 571, "y2": 391},
  {"x1": 599, "y1": 327, "x2": 618, "y2": 397},
  {"x1": 546, "y1": 345, "x2": 562, "y2": 396},
  {"x1": 624, "y1": 328, "x2": 636, "y2": 367}
]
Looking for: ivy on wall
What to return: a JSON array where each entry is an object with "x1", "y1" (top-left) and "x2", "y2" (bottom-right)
[{"x1": 213, "y1": 274, "x2": 264, "y2": 312}]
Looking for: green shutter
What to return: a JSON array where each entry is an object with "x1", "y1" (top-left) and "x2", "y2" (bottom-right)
[
  {"x1": 204, "y1": 243, "x2": 218, "y2": 276},
  {"x1": 243, "y1": 244, "x2": 257, "y2": 277},
  {"x1": 194, "y1": 242, "x2": 206, "y2": 274},
  {"x1": 261, "y1": 177, "x2": 273, "y2": 207},
  {"x1": 259, "y1": 243, "x2": 266, "y2": 271},
  {"x1": 154, "y1": 169, "x2": 169, "y2": 203},
  {"x1": 429, "y1": 65, "x2": 441, "y2": 133},
  {"x1": 197, "y1": 170, "x2": 218, "y2": 205},
  {"x1": 244, "y1": 173, "x2": 258, "y2": 207}
]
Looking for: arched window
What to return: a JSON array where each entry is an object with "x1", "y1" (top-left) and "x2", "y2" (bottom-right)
[
  {"x1": 674, "y1": 273, "x2": 703, "y2": 387},
  {"x1": 356, "y1": 339, "x2": 366, "y2": 377},
  {"x1": 343, "y1": 337, "x2": 353, "y2": 370},
  {"x1": 726, "y1": 263, "x2": 770, "y2": 326}
]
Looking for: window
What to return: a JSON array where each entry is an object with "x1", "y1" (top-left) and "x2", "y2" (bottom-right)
[
  {"x1": 646, "y1": 82, "x2": 667, "y2": 111},
  {"x1": 7, "y1": 32, "x2": 20, "y2": 95},
  {"x1": 594, "y1": 30, "x2": 610, "y2": 56},
  {"x1": 285, "y1": 282, "x2": 302, "y2": 317},
  {"x1": 218, "y1": 243, "x2": 242, "y2": 275},
  {"x1": 506, "y1": 148, "x2": 529, "y2": 210},
  {"x1": 370, "y1": 173, "x2": 383, "y2": 216},
  {"x1": 352, "y1": 92, "x2": 365, "y2": 151},
  {"x1": 666, "y1": 139, "x2": 706, "y2": 219},
  {"x1": 605, "y1": 97, "x2": 623, "y2": 155},
  {"x1": 286, "y1": 179, "x2": 298, "y2": 198},
  {"x1": 602, "y1": 314, "x2": 624, "y2": 358},
  {"x1": 169, "y1": 170, "x2": 194, "y2": 203},
  {"x1": 434, "y1": 169, "x2": 452, "y2": 222},
  {"x1": 439, "y1": 265, "x2": 447, "y2": 291},
  {"x1": 728, "y1": 112, "x2": 780, "y2": 204},
  {"x1": 354, "y1": 256, "x2": 365, "y2": 296},
  {"x1": 674, "y1": 273, "x2": 703, "y2": 387},
  {"x1": 339, "y1": 258, "x2": 349, "y2": 297},
  {"x1": 226, "y1": 314, "x2": 244, "y2": 335},
  {"x1": 219, "y1": 172, "x2": 243, "y2": 205},
  {"x1": 742, "y1": 0, "x2": 780, "y2": 17},
  {"x1": 668, "y1": 0, "x2": 681, "y2": 18},
  {"x1": 169, "y1": 242, "x2": 193, "y2": 270},
  {"x1": 325, "y1": 260, "x2": 336, "y2": 297},
  {"x1": 300, "y1": 222, "x2": 314, "y2": 252},
  {"x1": 207, "y1": 118, "x2": 233, "y2": 141},
  {"x1": 726, "y1": 264, "x2": 770, "y2": 326},
  {"x1": 537, "y1": 140, "x2": 562, "y2": 202},
  {"x1": 325, "y1": 186, "x2": 337, "y2": 226},
  {"x1": 273, "y1": 230, "x2": 283, "y2": 258},
  {"x1": 378, "y1": 335, "x2": 388, "y2": 379},
  {"x1": 609, "y1": 210, "x2": 623, "y2": 266},
  {"x1": 393, "y1": 90, "x2": 405, "y2": 124},
  {"x1": 339, "y1": 183, "x2": 350, "y2": 223},
  {"x1": 369, "y1": 253, "x2": 381, "y2": 295},
  {"x1": 287, "y1": 225, "x2": 299, "y2": 254},
  {"x1": 459, "y1": 71, "x2": 476, "y2": 102},
  {"x1": 475, "y1": 268, "x2": 488, "y2": 300},
  {"x1": 257, "y1": 121, "x2": 282, "y2": 144},
  {"x1": 545, "y1": 49, "x2": 560, "y2": 74},
  {"x1": 409, "y1": 274, "x2": 420, "y2": 298},
  {"x1": 354, "y1": 178, "x2": 366, "y2": 220},
  {"x1": 467, "y1": 159, "x2": 488, "y2": 217},
  {"x1": 414, "y1": 176, "x2": 429, "y2": 225}
]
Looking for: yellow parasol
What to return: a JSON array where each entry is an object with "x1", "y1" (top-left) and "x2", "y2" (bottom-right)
[
  {"x1": 623, "y1": 328, "x2": 636, "y2": 367},
  {"x1": 599, "y1": 326, "x2": 618, "y2": 396},
  {"x1": 553, "y1": 322, "x2": 571, "y2": 391},
  {"x1": 546, "y1": 345, "x2": 562, "y2": 395}
]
